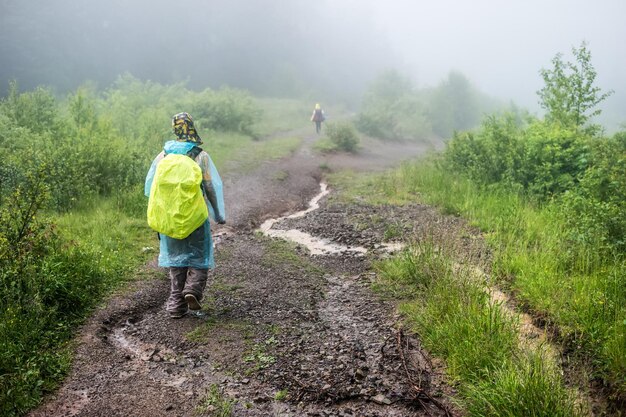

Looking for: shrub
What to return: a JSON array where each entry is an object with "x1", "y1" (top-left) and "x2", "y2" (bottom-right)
[
  {"x1": 356, "y1": 70, "x2": 431, "y2": 140},
  {"x1": 560, "y1": 131, "x2": 626, "y2": 253},
  {"x1": 325, "y1": 121, "x2": 360, "y2": 153},
  {"x1": 444, "y1": 114, "x2": 524, "y2": 186},
  {"x1": 444, "y1": 115, "x2": 592, "y2": 200},
  {"x1": 357, "y1": 70, "x2": 497, "y2": 141},
  {"x1": 520, "y1": 121, "x2": 591, "y2": 197},
  {"x1": 1, "y1": 81, "x2": 62, "y2": 136},
  {"x1": 189, "y1": 87, "x2": 261, "y2": 136}
]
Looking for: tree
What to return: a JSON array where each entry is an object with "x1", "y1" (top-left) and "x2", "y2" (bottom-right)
[
  {"x1": 538, "y1": 42, "x2": 613, "y2": 129},
  {"x1": 429, "y1": 71, "x2": 479, "y2": 137}
]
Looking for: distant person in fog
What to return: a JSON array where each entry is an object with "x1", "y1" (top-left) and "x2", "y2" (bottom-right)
[{"x1": 310, "y1": 103, "x2": 325, "y2": 134}]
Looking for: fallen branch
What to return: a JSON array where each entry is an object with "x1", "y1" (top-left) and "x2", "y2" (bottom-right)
[{"x1": 396, "y1": 329, "x2": 453, "y2": 417}]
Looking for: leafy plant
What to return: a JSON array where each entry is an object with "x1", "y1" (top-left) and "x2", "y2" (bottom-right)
[
  {"x1": 560, "y1": 131, "x2": 626, "y2": 253},
  {"x1": 274, "y1": 389, "x2": 288, "y2": 401},
  {"x1": 190, "y1": 87, "x2": 261, "y2": 136},
  {"x1": 324, "y1": 121, "x2": 360, "y2": 153},
  {"x1": 243, "y1": 336, "x2": 277, "y2": 373},
  {"x1": 195, "y1": 384, "x2": 235, "y2": 417},
  {"x1": 538, "y1": 42, "x2": 613, "y2": 130}
]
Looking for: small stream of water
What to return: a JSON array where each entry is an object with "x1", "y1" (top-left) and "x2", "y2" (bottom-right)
[{"x1": 258, "y1": 182, "x2": 370, "y2": 255}]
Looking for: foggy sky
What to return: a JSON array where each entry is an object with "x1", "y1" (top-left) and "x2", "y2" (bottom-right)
[
  {"x1": 1, "y1": 0, "x2": 624, "y2": 125},
  {"x1": 362, "y1": 0, "x2": 626, "y2": 113}
]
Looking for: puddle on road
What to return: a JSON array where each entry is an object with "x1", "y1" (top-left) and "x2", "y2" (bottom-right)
[
  {"x1": 259, "y1": 182, "x2": 404, "y2": 256},
  {"x1": 110, "y1": 320, "x2": 175, "y2": 362},
  {"x1": 111, "y1": 327, "x2": 156, "y2": 359},
  {"x1": 261, "y1": 227, "x2": 368, "y2": 256}
]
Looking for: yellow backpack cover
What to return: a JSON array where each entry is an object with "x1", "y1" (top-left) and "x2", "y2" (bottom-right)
[{"x1": 147, "y1": 154, "x2": 208, "y2": 239}]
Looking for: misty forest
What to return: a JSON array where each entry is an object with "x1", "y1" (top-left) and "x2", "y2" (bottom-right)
[{"x1": 1, "y1": 1, "x2": 625, "y2": 416}]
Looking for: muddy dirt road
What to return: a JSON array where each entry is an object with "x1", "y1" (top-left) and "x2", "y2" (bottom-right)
[{"x1": 31, "y1": 131, "x2": 466, "y2": 417}]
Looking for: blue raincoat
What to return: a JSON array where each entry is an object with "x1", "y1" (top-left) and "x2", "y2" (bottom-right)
[{"x1": 145, "y1": 140, "x2": 225, "y2": 269}]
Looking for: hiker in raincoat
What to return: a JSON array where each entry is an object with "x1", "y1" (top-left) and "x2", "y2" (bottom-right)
[
  {"x1": 145, "y1": 112, "x2": 226, "y2": 318},
  {"x1": 310, "y1": 103, "x2": 325, "y2": 134}
]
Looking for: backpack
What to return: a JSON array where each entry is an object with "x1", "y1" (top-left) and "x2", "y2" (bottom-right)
[
  {"x1": 314, "y1": 108, "x2": 325, "y2": 122},
  {"x1": 147, "y1": 147, "x2": 208, "y2": 239}
]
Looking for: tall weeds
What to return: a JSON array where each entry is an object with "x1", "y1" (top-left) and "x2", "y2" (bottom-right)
[
  {"x1": 375, "y1": 242, "x2": 584, "y2": 416},
  {"x1": 368, "y1": 156, "x2": 626, "y2": 411}
]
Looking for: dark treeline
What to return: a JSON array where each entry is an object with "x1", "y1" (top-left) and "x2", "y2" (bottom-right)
[{"x1": 0, "y1": 0, "x2": 394, "y2": 103}]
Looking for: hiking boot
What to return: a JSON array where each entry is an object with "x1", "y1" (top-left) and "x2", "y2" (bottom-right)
[
  {"x1": 184, "y1": 294, "x2": 202, "y2": 311},
  {"x1": 169, "y1": 310, "x2": 188, "y2": 319}
]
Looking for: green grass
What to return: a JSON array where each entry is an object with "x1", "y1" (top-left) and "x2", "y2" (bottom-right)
[
  {"x1": 0, "y1": 190, "x2": 155, "y2": 416},
  {"x1": 338, "y1": 158, "x2": 626, "y2": 410},
  {"x1": 195, "y1": 384, "x2": 235, "y2": 417},
  {"x1": 465, "y1": 352, "x2": 585, "y2": 417},
  {"x1": 375, "y1": 242, "x2": 585, "y2": 416},
  {"x1": 327, "y1": 168, "x2": 418, "y2": 206},
  {"x1": 274, "y1": 389, "x2": 288, "y2": 401},
  {"x1": 312, "y1": 137, "x2": 339, "y2": 153},
  {"x1": 243, "y1": 336, "x2": 277, "y2": 374},
  {"x1": 54, "y1": 192, "x2": 154, "y2": 275},
  {"x1": 199, "y1": 132, "x2": 301, "y2": 174},
  {"x1": 272, "y1": 170, "x2": 290, "y2": 182},
  {"x1": 253, "y1": 98, "x2": 313, "y2": 136}
]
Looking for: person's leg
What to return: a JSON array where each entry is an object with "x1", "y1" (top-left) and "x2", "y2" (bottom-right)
[
  {"x1": 167, "y1": 267, "x2": 188, "y2": 317},
  {"x1": 316, "y1": 121, "x2": 321, "y2": 133},
  {"x1": 184, "y1": 268, "x2": 209, "y2": 310}
]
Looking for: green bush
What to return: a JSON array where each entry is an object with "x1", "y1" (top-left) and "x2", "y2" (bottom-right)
[
  {"x1": 521, "y1": 122, "x2": 591, "y2": 197},
  {"x1": 356, "y1": 70, "x2": 431, "y2": 140},
  {"x1": 0, "y1": 173, "x2": 112, "y2": 416},
  {"x1": 444, "y1": 114, "x2": 524, "y2": 186},
  {"x1": 444, "y1": 115, "x2": 592, "y2": 200},
  {"x1": 325, "y1": 121, "x2": 360, "y2": 153},
  {"x1": 443, "y1": 114, "x2": 626, "y2": 257},
  {"x1": 356, "y1": 70, "x2": 496, "y2": 140},
  {"x1": 0, "y1": 82, "x2": 159, "y2": 211},
  {"x1": 189, "y1": 87, "x2": 261, "y2": 136},
  {"x1": 560, "y1": 131, "x2": 626, "y2": 253},
  {"x1": 2, "y1": 81, "x2": 62, "y2": 136}
]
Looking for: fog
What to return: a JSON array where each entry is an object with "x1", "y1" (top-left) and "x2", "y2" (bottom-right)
[
  {"x1": 1, "y1": 0, "x2": 624, "y2": 125},
  {"x1": 364, "y1": 0, "x2": 626, "y2": 113}
]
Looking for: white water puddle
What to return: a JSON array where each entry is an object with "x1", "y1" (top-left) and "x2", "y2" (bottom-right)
[
  {"x1": 111, "y1": 322, "x2": 177, "y2": 362},
  {"x1": 111, "y1": 327, "x2": 154, "y2": 359},
  {"x1": 259, "y1": 183, "x2": 374, "y2": 256},
  {"x1": 378, "y1": 242, "x2": 406, "y2": 252}
]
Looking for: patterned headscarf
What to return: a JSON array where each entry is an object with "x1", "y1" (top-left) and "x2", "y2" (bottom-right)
[{"x1": 172, "y1": 112, "x2": 202, "y2": 144}]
